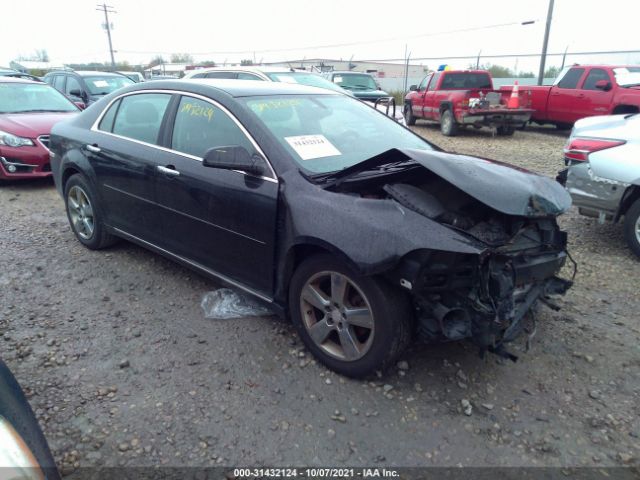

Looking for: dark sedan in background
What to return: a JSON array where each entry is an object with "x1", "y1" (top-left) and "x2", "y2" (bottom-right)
[
  {"x1": 49, "y1": 79, "x2": 572, "y2": 377},
  {"x1": 0, "y1": 77, "x2": 79, "y2": 180}
]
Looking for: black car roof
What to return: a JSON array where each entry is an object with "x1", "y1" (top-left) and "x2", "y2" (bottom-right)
[{"x1": 138, "y1": 79, "x2": 337, "y2": 97}]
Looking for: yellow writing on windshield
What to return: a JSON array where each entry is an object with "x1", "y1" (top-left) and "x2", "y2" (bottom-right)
[
  {"x1": 181, "y1": 102, "x2": 214, "y2": 122},
  {"x1": 250, "y1": 99, "x2": 301, "y2": 113}
]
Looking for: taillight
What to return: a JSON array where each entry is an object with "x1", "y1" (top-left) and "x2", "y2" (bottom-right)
[{"x1": 563, "y1": 137, "x2": 625, "y2": 162}]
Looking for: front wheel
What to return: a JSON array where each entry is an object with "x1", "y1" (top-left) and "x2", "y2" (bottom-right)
[
  {"x1": 404, "y1": 103, "x2": 416, "y2": 126},
  {"x1": 623, "y1": 199, "x2": 640, "y2": 258},
  {"x1": 289, "y1": 254, "x2": 413, "y2": 378},
  {"x1": 440, "y1": 109, "x2": 458, "y2": 136}
]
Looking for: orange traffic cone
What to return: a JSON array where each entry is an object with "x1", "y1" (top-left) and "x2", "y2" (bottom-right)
[{"x1": 507, "y1": 81, "x2": 520, "y2": 109}]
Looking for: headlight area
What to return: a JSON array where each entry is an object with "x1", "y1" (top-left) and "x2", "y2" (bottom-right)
[
  {"x1": 0, "y1": 416, "x2": 45, "y2": 480},
  {"x1": 0, "y1": 130, "x2": 35, "y2": 148},
  {"x1": 387, "y1": 221, "x2": 573, "y2": 359}
]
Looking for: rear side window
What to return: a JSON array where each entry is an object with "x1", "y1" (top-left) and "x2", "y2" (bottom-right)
[
  {"x1": 206, "y1": 72, "x2": 237, "y2": 79},
  {"x1": 557, "y1": 68, "x2": 585, "y2": 89},
  {"x1": 98, "y1": 99, "x2": 121, "y2": 132},
  {"x1": 111, "y1": 93, "x2": 172, "y2": 144},
  {"x1": 582, "y1": 68, "x2": 610, "y2": 90},
  {"x1": 237, "y1": 72, "x2": 261, "y2": 80},
  {"x1": 171, "y1": 95, "x2": 254, "y2": 158}
]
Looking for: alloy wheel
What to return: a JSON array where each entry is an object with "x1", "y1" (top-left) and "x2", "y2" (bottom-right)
[
  {"x1": 67, "y1": 185, "x2": 95, "y2": 240},
  {"x1": 299, "y1": 271, "x2": 374, "y2": 361}
]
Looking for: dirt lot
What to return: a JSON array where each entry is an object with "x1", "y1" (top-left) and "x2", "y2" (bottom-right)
[{"x1": 1, "y1": 123, "x2": 639, "y2": 475}]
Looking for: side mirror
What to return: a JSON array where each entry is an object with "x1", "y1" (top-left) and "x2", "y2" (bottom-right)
[
  {"x1": 409, "y1": 84, "x2": 417, "y2": 91},
  {"x1": 594, "y1": 79, "x2": 612, "y2": 91},
  {"x1": 203, "y1": 146, "x2": 265, "y2": 176},
  {"x1": 69, "y1": 89, "x2": 82, "y2": 98}
]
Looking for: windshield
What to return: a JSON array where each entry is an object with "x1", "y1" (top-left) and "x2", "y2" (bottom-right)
[
  {"x1": 243, "y1": 94, "x2": 432, "y2": 174},
  {"x1": 84, "y1": 75, "x2": 134, "y2": 95},
  {"x1": 613, "y1": 67, "x2": 640, "y2": 87},
  {"x1": 266, "y1": 72, "x2": 348, "y2": 94},
  {"x1": 331, "y1": 74, "x2": 378, "y2": 91},
  {"x1": 0, "y1": 82, "x2": 78, "y2": 113}
]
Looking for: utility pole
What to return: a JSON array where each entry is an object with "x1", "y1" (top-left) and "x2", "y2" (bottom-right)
[
  {"x1": 537, "y1": 0, "x2": 554, "y2": 85},
  {"x1": 97, "y1": 3, "x2": 116, "y2": 69}
]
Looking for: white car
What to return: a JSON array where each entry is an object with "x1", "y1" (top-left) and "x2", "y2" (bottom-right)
[
  {"x1": 183, "y1": 66, "x2": 406, "y2": 125},
  {"x1": 564, "y1": 113, "x2": 640, "y2": 257}
]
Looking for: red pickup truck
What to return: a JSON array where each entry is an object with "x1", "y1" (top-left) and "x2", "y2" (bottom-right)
[
  {"x1": 501, "y1": 65, "x2": 640, "y2": 130},
  {"x1": 404, "y1": 70, "x2": 533, "y2": 136}
]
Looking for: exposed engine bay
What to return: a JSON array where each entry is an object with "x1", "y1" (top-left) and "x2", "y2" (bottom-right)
[{"x1": 325, "y1": 160, "x2": 573, "y2": 358}]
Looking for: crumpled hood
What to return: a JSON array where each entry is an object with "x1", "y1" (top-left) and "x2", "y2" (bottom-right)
[
  {"x1": 399, "y1": 148, "x2": 572, "y2": 217},
  {"x1": 0, "y1": 112, "x2": 77, "y2": 138}
]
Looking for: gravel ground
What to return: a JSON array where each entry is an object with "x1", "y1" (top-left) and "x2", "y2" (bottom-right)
[{"x1": 1, "y1": 123, "x2": 639, "y2": 475}]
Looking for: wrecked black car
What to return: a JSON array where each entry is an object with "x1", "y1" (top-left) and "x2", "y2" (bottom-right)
[{"x1": 49, "y1": 80, "x2": 572, "y2": 378}]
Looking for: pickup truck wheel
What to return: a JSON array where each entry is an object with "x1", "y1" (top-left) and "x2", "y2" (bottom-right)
[
  {"x1": 623, "y1": 199, "x2": 640, "y2": 258},
  {"x1": 556, "y1": 123, "x2": 572, "y2": 131},
  {"x1": 403, "y1": 103, "x2": 416, "y2": 126},
  {"x1": 440, "y1": 109, "x2": 458, "y2": 136},
  {"x1": 497, "y1": 126, "x2": 515, "y2": 136},
  {"x1": 289, "y1": 254, "x2": 413, "y2": 378}
]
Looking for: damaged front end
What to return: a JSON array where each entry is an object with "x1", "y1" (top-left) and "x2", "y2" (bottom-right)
[
  {"x1": 380, "y1": 178, "x2": 573, "y2": 358},
  {"x1": 388, "y1": 220, "x2": 572, "y2": 358}
]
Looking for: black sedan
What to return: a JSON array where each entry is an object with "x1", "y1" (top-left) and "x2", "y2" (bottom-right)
[{"x1": 50, "y1": 80, "x2": 572, "y2": 377}]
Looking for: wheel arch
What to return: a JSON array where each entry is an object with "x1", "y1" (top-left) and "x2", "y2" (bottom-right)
[
  {"x1": 275, "y1": 238, "x2": 369, "y2": 314},
  {"x1": 616, "y1": 185, "x2": 640, "y2": 222},
  {"x1": 612, "y1": 104, "x2": 639, "y2": 115}
]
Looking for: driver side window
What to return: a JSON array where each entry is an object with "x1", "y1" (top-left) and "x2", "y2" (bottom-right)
[
  {"x1": 418, "y1": 75, "x2": 431, "y2": 91},
  {"x1": 171, "y1": 96, "x2": 256, "y2": 160}
]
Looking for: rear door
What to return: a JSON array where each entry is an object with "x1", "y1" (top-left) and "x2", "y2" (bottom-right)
[
  {"x1": 547, "y1": 67, "x2": 586, "y2": 123},
  {"x1": 576, "y1": 68, "x2": 615, "y2": 119},
  {"x1": 154, "y1": 94, "x2": 279, "y2": 295},
  {"x1": 89, "y1": 91, "x2": 174, "y2": 243}
]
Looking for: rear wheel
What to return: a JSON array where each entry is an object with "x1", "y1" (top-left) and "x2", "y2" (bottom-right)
[
  {"x1": 404, "y1": 103, "x2": 416, "y2": 126},
  {"x1": 64, "y1": 174, "x2": 116, "y2": 250},
  {"x1": 556, "y1": 122, "x2": 573, "y2": 131},
  {"x1": 440, "y1": 109, "x2": 458, "y2": 136},
  {"x1": 289, "y1": 254, "x2": 413, "y2": 378},
  {"x1": 623, "y1": 199, "x2": 640, "y2": 258}
]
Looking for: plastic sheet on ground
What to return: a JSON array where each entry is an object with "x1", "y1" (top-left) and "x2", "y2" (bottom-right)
[{"x1": 200, "y1": 288, "x2": 273, "y2": 320}]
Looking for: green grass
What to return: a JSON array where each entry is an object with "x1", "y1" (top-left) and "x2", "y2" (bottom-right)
[{"x1": 388, "y1": 89, "x2": 406, "y2": 107}]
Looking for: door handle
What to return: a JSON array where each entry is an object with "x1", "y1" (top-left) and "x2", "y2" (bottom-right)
[
  {"x1": 157, "y1": 165, "x2": 180, "y2": 177},
  {"x1": 577, "y1": 93, "x2": 585, "y2": 98},
  {"x1": 85, "y1": 144, "x2": 101, "y2": 153}
]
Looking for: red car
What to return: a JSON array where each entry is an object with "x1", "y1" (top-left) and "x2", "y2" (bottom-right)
[{"x1": 0, "y1": 77, "x2": 79, "y2": 180}]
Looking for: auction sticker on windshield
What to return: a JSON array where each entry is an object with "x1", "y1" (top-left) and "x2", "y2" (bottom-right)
[{"x1": 285, "y1": 135, "x2": 341, "y2": 160}]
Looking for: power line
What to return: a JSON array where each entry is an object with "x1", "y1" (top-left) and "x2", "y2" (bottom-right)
[{"x1": 116, "y1": 19, "x2": 538, "y2": 57}]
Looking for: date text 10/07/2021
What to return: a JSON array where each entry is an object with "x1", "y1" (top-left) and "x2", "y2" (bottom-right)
[{"x1": 233, "y1": 468, "x2": 400, "y2": 478}]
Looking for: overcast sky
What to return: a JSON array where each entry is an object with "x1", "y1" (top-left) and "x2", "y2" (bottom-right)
[{"x1": 2, "y1": 0, "x2": 638, "y2": 71}]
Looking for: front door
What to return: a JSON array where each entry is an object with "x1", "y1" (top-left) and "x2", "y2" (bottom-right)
[
  {"x1": 576, "y1": 68, "x2": 615, "y2": 120},
  {"x1": 155, "y1": 94, "x2": 279, "y2": 295}
]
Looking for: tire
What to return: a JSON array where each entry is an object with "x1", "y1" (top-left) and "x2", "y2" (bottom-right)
[
  {"x1": 64, "y1": 173, "x2": 116, "y2": 250},
  {"x1": 623, "y1": 199, "x2": 640, "y2": 258},
  {"x1": 440, "y1": 109, "x2": 458, "y2": 136},
  {"x1": 289, "y1": 254, "x2": 413, "y2": 378},
  {"x1": 556, "y1": 122, "x2": 573, "y2": 131},
  {"x1": 497, "y1": 125, "x2": 516, "y2": 136},
  {"x1": 404, "y1": 102, "x2": 416, "y2": 126}
]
